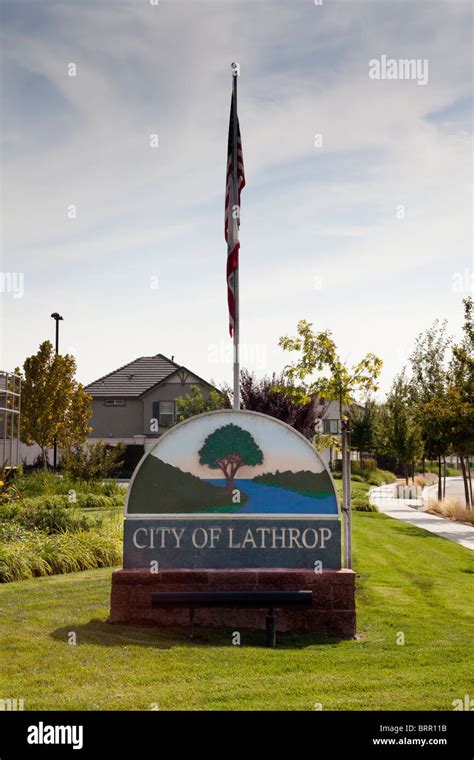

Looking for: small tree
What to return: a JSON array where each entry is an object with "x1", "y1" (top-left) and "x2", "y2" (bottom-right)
[
  {"x1": 19, "y1": 341, "x2": 92, "y2": 468},
  {"x1": 349, "y1": 398, "x2": 379, "y2": 461},
  {"x1": 278, "y1": 320, "x2": 382, "y2": 452},
  {"x1": 176, "y1": 385, "x2": 231, "y2": 422},
  {"x1": 380, "y1": 373, "x2": 424, "y2": 484},
  {"x1": 409, "y1": 319, "x2": 451, "y2": 484},
  {"x1": 447, "y1": 297, "x2": 474, "y2": 507},
  {"x1": 198, "y1": 424, "x2": 263, "y2": 494}
]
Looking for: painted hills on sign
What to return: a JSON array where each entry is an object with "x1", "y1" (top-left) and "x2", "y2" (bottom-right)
[
  {"x1": 127, "y1": 456, "x2": 338, "y2": 515},
  {"x1": 126, "y1": 415, "x2": 339, "y2": 515}
]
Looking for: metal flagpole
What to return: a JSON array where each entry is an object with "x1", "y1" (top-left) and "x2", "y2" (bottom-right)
[
  {"x1": 341, "y1": 419, "x2": 353, "y2": 569},
  {"x1": 231, "y1": 63, "x2": 240, "y2": 411},
  {"x1": 346, "y1": 421, "x2": 353, "y2": 568}
]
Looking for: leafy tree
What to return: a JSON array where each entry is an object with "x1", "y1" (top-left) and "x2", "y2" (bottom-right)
[
  {"x1": 239, "y1": 369, "x2": 317, "y2": 439},
  {"x1": 58, "y1": 383, "x2": 94, "y2": 455},
  {"x1": 409, "y1": 319, "x2": 451, "y2": 490},
  {"x1": 447, "y1": 297, "x2": 474, "y2": 507},
  {"x1": 279, "y1": 320, "x2": 382, "y2": 415},
  {"x1": 349, "y1": 398, "x2": 379, "y2": 461},
  {"x1": 19, "y1": 341, "x2": 92, "y2": 468},
  {"x1": 176, "y1": 385, "x2": 230, "y2": 422},
  {"x1": 379, "y1": 373, "x2": 424, "y2": 484},
  {"x1": 278, "y1": 320, "x2": 382, "y2": 452},
  {"x1": 198, "y1": 424, "x2": 263, "y2": 494}
]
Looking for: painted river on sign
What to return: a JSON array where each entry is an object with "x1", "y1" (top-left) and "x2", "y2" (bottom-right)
[{"x1": 204, "y1": 479, "x2": 338, "y2": 515}]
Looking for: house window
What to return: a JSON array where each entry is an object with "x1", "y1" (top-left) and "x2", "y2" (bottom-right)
[
  {"x1": 152, "y1": 401, "x2": 176, "y2": 427},
  {"x1": 323, "y1": 419, "x2": 340, "y2": 434},
  {"x1": 104, "y1": 399, "x2": 126, "y2": 407}
]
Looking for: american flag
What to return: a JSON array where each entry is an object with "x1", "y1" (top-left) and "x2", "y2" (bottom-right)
[{"x1": 225, "y1": 82, "x2": 245, "y2": 337}]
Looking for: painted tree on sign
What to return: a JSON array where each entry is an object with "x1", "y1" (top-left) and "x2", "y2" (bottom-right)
[{"x1": 198, "y1": 424, "x2": 263, "y2": 494}]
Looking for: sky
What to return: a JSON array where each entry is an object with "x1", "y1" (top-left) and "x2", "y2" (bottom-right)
[{"x1": 1, "y1": 0, "x2": 472, "y2": 398}]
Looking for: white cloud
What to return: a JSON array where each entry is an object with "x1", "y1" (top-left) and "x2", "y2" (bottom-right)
[{"x1": 1, "y1": 0, "x2": 472, "y2": 395}]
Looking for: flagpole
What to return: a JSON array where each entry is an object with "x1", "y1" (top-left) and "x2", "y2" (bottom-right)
[{"x1": 231, "y1": 63, "x2": 240, "y2": 410}]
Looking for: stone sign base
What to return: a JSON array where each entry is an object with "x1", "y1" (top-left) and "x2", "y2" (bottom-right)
[{"x1": 109, "y1": 568, "x2": 356, "y2": 637}]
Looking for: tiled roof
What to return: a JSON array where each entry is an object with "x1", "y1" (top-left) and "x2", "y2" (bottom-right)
[{"x1": 85, "y1": 354, "x2": 180, "y2": 397}]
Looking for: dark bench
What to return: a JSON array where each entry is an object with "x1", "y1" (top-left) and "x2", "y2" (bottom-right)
[{"x1": 151, "y1": 590, "x2": 313, "y2": 648}]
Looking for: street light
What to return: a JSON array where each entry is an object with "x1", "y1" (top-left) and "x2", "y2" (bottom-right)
[
  {"x1": 50, "y1": 313, "x2": 63, "y2": 471},
  {"x1": 50, "y1": 313, "x2": 63, "y2": 355}
]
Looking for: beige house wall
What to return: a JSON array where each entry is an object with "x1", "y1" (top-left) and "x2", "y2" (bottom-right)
[{"x1": 87, "y1": 371, "x2": 213, "y2": 442}]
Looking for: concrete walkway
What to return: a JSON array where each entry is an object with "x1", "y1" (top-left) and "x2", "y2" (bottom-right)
[
  {"x1": 423, "y1": 476, "x2": 474, "y2": 507},
  {"x1": 369, "y1": 484, "x2": 474, "y2": 551}
]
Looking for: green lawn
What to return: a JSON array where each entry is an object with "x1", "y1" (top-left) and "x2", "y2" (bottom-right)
[{"x1": 1, "y1": 508, "x2": 473, "y2": 711}]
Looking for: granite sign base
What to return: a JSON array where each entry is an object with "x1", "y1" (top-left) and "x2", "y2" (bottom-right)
[{"x1": 109, "y1": 568, "x2": 356, "y2": 637}]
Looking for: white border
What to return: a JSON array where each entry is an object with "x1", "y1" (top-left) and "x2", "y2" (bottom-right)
[{"x1": 124, "y1": 409, "x2": 341, "y2": 519}]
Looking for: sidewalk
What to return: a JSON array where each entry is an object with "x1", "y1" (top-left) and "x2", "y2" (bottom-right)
[{"x1": 369, "y1": 485, "x2": 474, "y2": 551}]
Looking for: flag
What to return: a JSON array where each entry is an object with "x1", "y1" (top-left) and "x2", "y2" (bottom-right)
[{"x1": 225, "y1": 82, "x2": 245, "y2": 337}]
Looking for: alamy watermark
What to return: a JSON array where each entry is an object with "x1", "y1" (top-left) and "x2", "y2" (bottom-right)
[
  {"x1": 208, "y1": 341, "x2": 267, "y2": 370},
  {"x1": 369, "y1": 55, "x2": 429, "y2": 86},
  {"x1": 0, "y1": 272, "x2": 24, "y2": 298}
]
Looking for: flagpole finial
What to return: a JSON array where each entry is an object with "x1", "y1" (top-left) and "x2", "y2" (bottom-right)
[{"x1": 231, "y1": 62, "x2": 240, "y2": 76}]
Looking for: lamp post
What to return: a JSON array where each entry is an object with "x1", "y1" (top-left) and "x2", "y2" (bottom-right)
[{"x1": 50, "y1": 312, "x2": 63, "y2": 472}]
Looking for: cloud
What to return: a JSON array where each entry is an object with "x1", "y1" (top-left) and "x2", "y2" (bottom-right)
[{"x1": 1, "y1": 0, "x2": 472, "y2": 395}]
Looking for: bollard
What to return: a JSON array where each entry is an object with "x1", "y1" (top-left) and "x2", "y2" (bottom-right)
[{"x1": 266, "y1": 610, "x2": 277, "y2": 648}]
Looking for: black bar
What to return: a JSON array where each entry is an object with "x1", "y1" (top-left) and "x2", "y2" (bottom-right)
[
  {"x1": 151, "y1": 591, "x2": 313, "y2": 608},
  {"x1": 0, "y1": 711, "x2": 471, "y2": 758}
]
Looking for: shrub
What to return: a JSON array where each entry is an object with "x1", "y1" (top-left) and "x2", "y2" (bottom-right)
[
  {"x1": 351, "y1": 474, "x2": 365, "y2": 483},
  {"x1": 427, "y1": 499, "x2": 474, "y2": 526},
  {"x1": 100, "y1": 481, "x2": 124, "y2": 497},
  {"x1": 76, "y1": 493, "x2": 121, "y2": 510},
  {"x1": 13, "y1": 493, "x2": 123, "y2": 511},
  {"x1": 61, "y1": 442, "x2": 125, "y2": 481},
  {"x1": 0, "y1": 501, "x2": 98, "y2": 534},
  {"x1": 23, "y1": 495, "x2": 70, "y2": 509},
  {"x1": 351, "y1": 496, "x2": 378, "y2": 512},
  {"x1": 367, "y1": 469, "x2": 397, "y2": 486},
  {"x1": 354, "y1": 457, "x2": 377, "y2": 472},
  {"x1": 0, "y1": 523, "x2": 122, "y2": 582}
]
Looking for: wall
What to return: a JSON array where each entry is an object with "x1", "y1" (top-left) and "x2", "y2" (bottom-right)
[
  {"x1": 88, "y1": 398, "x2": 143, "y2": 439},
  {"x1": 141, "y1": 374, "x2": 212, "y2": 437}
]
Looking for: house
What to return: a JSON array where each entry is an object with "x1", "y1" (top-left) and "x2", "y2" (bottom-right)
[
  {"x1": 313, "y1": 396, "x2": 360, "y2": 468},
  {"x1": 85, "y1": 354, "x2": 217, "y2": 455}
]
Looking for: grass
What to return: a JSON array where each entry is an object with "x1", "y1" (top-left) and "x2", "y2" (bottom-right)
[
  {"x1": 12, "y1": 470, "x2": 124, "y2": 499},
  {"x1": 0, "y1": 496, "x2": 123, "y2": 582},
  {"x1": 0, "y1": 507, "x2": 472, "y2": 710}
]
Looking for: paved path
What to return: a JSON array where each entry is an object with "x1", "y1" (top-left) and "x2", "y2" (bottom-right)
[
  {"x1": 369, "y1": 485, "x2": 474, "y2": 551},
  {"x1": 423, "y1": 476, "x2": 474, "y2": 507}
]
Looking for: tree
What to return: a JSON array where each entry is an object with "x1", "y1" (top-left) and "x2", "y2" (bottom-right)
[
  {"x1": 239, "y1": 369, "x2": 317, "y2": 439},
  {"x1": 198, "y1": 424, "x2": 263, "y2": 494},
  {"x1": 19, "y1": 341, "x2": 92, "y2": 468},
  {"x1": 447, "y1": 297, "x2": 474, "y2": 507},
  {"x1": 278, "y1": 320, "x2": 382, "y2": 452},
  {"x1": 379, "y1": 373, "x2": 424, "y2": 484},
  {"x1": 176, "y1": 385, "x2": 231, "y2": 422},
  {"x1": 349, "y1": 398, "x2": 379, "y2": 461},
  {"x1": 409, "y1": 319, "x2": 451, "y2": 492},
  {"x1": 58, "y1": 383, "x2": 94, "y2": 455}
]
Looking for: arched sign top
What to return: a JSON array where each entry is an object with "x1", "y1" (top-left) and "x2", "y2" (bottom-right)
[{"x1": 126, "y1": 410, "x2": 339, "y2": 518}]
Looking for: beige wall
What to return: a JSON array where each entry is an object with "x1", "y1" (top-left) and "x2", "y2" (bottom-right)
[
  {"x1": 88, "y1": 373, "x2": 212, "y2": 440},
  {"x1": 88, "y1": 398, "x2": 143, "y2": 439}
]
